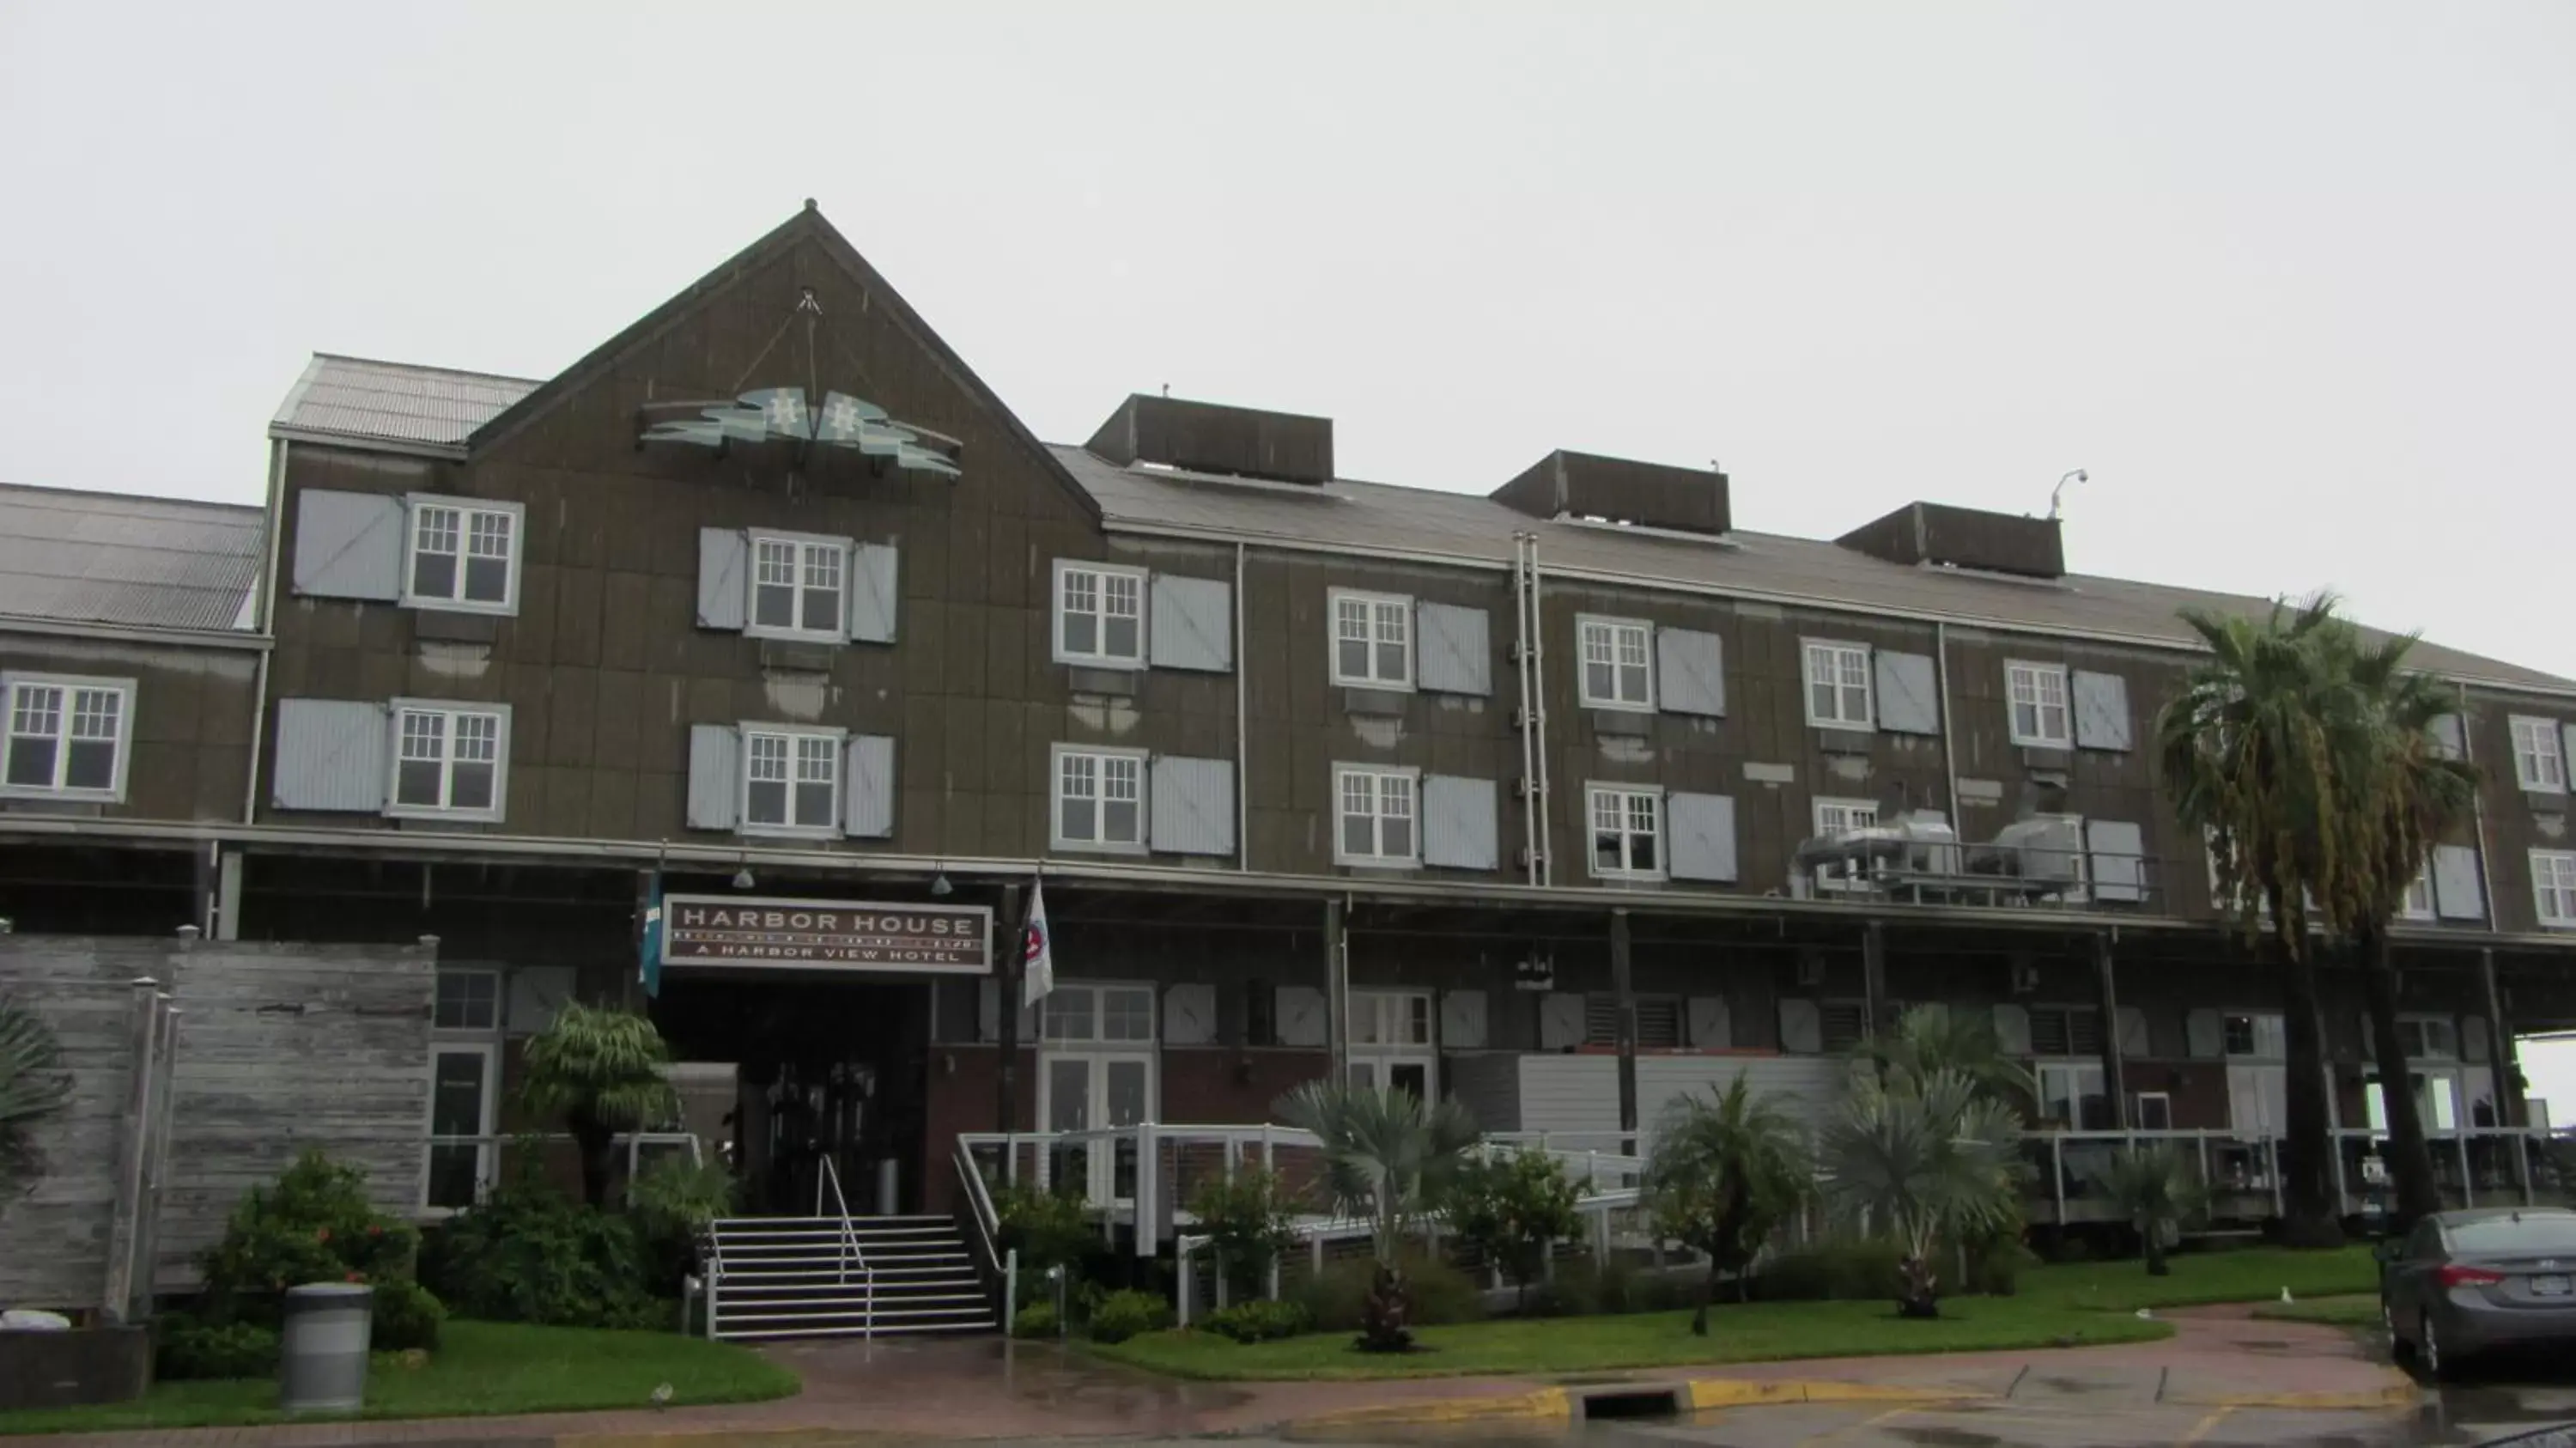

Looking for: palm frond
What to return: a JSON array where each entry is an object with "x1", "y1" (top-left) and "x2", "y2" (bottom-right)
[{"x1": 0, "y1": 996, "x2": 73, "y2": 1199}]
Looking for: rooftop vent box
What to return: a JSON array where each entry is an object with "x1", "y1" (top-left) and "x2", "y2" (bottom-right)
[
  {"x1": 1837, "y1": 502, "x2": 2064, "y2": 579},
  {"x1": 1492, "y1": 450, "x2": 1730, "y2": 536},
  {"x1": 1084, "y1": 393, "x2": 1334, "y2": 484}
]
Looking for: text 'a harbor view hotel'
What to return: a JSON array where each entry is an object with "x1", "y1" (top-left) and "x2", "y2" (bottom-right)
[{"x1": 4, "y1": 200, "x2": 2574, "y2": 1247}]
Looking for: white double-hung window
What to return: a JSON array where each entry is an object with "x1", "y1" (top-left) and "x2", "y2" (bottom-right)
[
  {"x1": 1054, "y1": 561, "x2": 1146, "y2": 666},
  {"x1": 1054, "y1": 745, "x2": 1146, "y2": 851},
  {"x1": 2005, "y1": 660, "x2": 2071, "y2": 746},
  {"x1": 389, "y1": 702, "x2": 508, "y2": 820},
  {"x1": 1331, "y1": 590, "x2": 1413, "y2": 688},
  {"x1": 1803, "y1": 641, "x2": 1873, "y2": 728},
  {"x1": 1, "y1": 674, "x2": 132, "y2": 801},
  {"x1": 1335, "y1": 765, "x2": 1419, "y2": 865},
  {"x1": 1811, "y1": 797, "x2": 1880, "y2": 891},
  {"x1": 1578, "y1": 617, "x2": 1654, "y2": 709},
  {"x1": 742, "y1": 726, "x2": 842, "y2": 834},
  {"x1": 1589, "y1": 784, "x2": 1664, "y2": 879},
  {"x1": 2511, "y1": 717, "x2": 2566, "y2": 793},
  {"x1": 749, "y1": 534, "x2": 846, "y2": 639},
  {"x1": 404, "y1": 499, "x2": 521, "y2": 612},
  {"x1": 2532, "y1": 850, "x2": 2576, "y2": 928}
]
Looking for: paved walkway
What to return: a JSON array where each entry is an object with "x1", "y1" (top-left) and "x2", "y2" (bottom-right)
[{"x1": 7, "y1": 1307, "x2": 2415, "y2": 1448}]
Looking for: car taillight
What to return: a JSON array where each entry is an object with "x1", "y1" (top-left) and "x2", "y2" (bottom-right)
[{"x1": 2435, "y1": 1265, "x2": 2506, "y2": 1288}]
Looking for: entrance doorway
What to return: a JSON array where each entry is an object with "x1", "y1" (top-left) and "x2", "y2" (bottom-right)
[{"x1": 652, "y1": 976, "x2": 930, "y2": 1215}]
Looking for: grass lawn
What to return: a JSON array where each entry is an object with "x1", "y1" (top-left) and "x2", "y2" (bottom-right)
[
  {"x1": 2015, "y1": 1245, "x2": 2379, "y2": 1312},
  {"x1": 1088, "y1": 1298, "x2": 2172, "y2": 1381},
  {"x1": 2251, "y1": 1293, "x2": 2383, "y2": 1328},
  {"x1": 0, "y1": 1321, "x2": 799, "y2": 1437}
]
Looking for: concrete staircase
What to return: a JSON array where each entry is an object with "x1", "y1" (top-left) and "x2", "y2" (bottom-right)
[{"x1": 706, "y1": 1215, "x2": 995, "y2": 1339}]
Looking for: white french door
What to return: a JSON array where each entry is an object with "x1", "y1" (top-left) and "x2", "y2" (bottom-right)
[
  {"x1": 1348, "y1": 989, "x2": 1437, "y2": 1101},
  {"x1": 1043, "y1": 1052, "x2": 1155, "y2": 1203},
  {"x1": 425, "y1": 1042, "x2": 498, "y2": 1211}
]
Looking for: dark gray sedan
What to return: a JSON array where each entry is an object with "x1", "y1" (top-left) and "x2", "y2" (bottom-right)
[{"x1": 2379, "y1": 1206, "x2": 2576, "y2": 1378}]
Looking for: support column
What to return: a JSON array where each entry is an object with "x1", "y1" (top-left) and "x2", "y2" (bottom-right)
[
  {"x1": 997, "y1": 883, "x2": 1024, "y2": 1134},
  {"x1": 1324, "y1": 897, "x2": 1348, "y2": 1082},
  {"x1": 214, "y1": 849, "x2": 243, "y2": 942},
  {"x1": 2094, "y1": 934, "x2": 2129, "y2": 1130},
  {"x1": 1611, "y1": 909, "x2": 1637, "y2": 1137},
  {"x1": 2479, "y1": 946, "x2": 2530, "y2": 1199},
  {"x1": 1860, "y1": 921, "x2": 1886, "y2": 1038}
]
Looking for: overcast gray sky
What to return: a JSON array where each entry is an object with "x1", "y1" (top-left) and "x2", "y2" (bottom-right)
[{"x1": 6, "y1": 1, "x2": 2576, "y2": 1106}]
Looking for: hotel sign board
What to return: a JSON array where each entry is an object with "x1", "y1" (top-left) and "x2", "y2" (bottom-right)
[{"x1": 661, "y1": 896, "x2": 993, "y2": 976}]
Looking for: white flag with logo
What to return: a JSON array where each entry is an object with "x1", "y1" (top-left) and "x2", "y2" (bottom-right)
[{"x1": 1020, "y1": 880, "x2": 1055, "y2": 1007}]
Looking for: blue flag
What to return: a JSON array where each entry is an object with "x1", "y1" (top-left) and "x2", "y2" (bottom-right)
[{"x1": 639, "y1": 872, "x2": 665, "y2": 999}]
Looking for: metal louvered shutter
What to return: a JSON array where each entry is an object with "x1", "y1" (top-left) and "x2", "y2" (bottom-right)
[
  {"x1": 847, "y1": 542, "x2": 899, "y2": 642},
  {"x1": 696, "y1": 528, "x2": 749, "y2": 630},
  {"x1": 1820, "y1": 1003, "x2": 1868, "y2": 1052},
  {"x1": 1149, "y1": 755, "x2": 1236, "y2": 855},
  {"x1": 1874, "y1": 652, "x2": 1941, "y2": 735},
  {"x1": 1777, "y1": 1000, "x2": 1823, "y2": 1055},
  {"x1": 2086, "y1": 818, "x2": 2146, "y2": 902},
  {"x1": 844, "y1": 734, "x2": 895, "y2": 838},
  {"x1": 2072, "y1": 671, "x2": 2133, "y2": 751},
  {"x1": 1666, "y1": 792, "x2": 1738, "y2": 882},
  {"x1": 2433, "y1": 843, "x2": 2484, "y2": 919},
  {"x1": 1655, "y1": 627, "x2": 1725, "y2": 717},
  {"x1": 685, "y1": 725, "x2": 740, "y2": 830},
  {"x1": 2430, "y1": 713, "x2": 2465, "y2": 760},
  {"x1": 270, "y1": 699, "x2": 390, "y2": 812},
  {"x1": 1415, "y1": 601, "x2": 1492, "y2": 696},
  {"x1": 1421, "y1": 775, "x2": 1498, "y2": 870},
  {"x1": 1148, "y1": 575, "x2": 1232, "y2": 672},
  {"x1": 292, "y1": 491, "x2": 405, "y2": 601},
  {"x1": 1686, "y1": 996, "x2": 1731, "y2": 1049}
]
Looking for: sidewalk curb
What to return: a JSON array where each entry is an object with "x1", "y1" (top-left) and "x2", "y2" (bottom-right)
[
  {"x1": 2164, "y1": 1381, "x2": 2421, "y2": 1412},
  {"x1": 1282, "y1": 1378, "x2": 1995, "y2": 1433}
]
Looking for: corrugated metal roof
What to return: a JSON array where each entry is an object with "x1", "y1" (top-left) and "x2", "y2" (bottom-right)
[
  {"x1": 1050, "y1": 446, "x2": 2576, "y2": 694},
  {"x1": 270, "y1": 355, "x2": 538, "y2": 450},
  {"x1": 252, "y1": 354, "x2": 2571, "y2": 691},
  {"x1": 0, "y1": 484, "x2": 264, "y2": 633}
]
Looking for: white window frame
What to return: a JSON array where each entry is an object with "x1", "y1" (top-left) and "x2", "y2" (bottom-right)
[
  {"x1": 2400, "y1": 863, "x2": 2436, "y2": 922},
  {"x1": 2531, "y1": 849, "x2": 2576, "y2": 928},
  {"x1": 1328, "y1": 588, "x2": 1415, "y2": 690},
  {"x1": 1576, "y1": 615, "x2": 1656, "y2": 711},
  {"x1": 1052, "y1": 744, "x2": 1150, "y2": 854},
  {"x1": 0, "y1": 672, "x2": 136, "y2": 803},
  {"x1": 386, "y1": 700, "x2": 510, "y2": 823},
  {"x1": 2222, "y1": 1011, "x2": 2287, "y2": 1060},
  {"x1": 2035, "y1": 1059, "x2": 2110, "y2": 1130},
  {"x1": 2510, "y1": 716, "x2": 2567, "y2": 793},
  {"x1": 1334, "y1": 764, "x2": 1421, "y2": 867},
  {"x1": 424, "y1": 967, "x2": 503, "y2": 1214},
  {"x1": 738, "y1": 723, "x2": 846, "y2": 839},
  {"x1": 1052, "y1": 559, "x2": 1148, "y2": 669},
  {"x1": 2004, "y1": 660, "x2": 2072, "y2": 747},
  {"x1": 1810, "y1": 796, "x2": 1880, "y2": 891},
  {"x1": 401, "y1": 495, "x2": 524, "y2": 615},
  {"x1": 2394, "y1": 1013, "x2": 2459, "y2": 1062},
  {"x1": 1041, "y1": 982, "x2": 1159, "y2": 1046},
  {"x1": 1801, "y1": 639, "x2": 1874, "y2": 730},
  {"x1": 1587, "y1": 783, "x2": 1667, "y2": 881},
  {"x1": 744, "y1": 531, "x2": 850, "y2": 643}
]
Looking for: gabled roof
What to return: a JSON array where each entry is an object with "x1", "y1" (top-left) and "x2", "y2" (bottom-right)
[
  {"x1": 0, "y1": 483, "x2": 263, "y2": 633},
  {"x1": 270, "y1": 355, "x2": 538, "y2": 453},
  {"x1": 1052, "y1": 447, "x2": 2576, "y2": 696}
]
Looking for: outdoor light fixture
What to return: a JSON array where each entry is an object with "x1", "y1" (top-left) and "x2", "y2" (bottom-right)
[
  {"x1": 930, "y1": 866, "x2": 954, "y2": 897},
  {"x1": 2047, "y1": 468, "x2": 2089, "y2": 520},
  {"x1": 732, "y1": 855, "x2": 756, "y2": 891}
]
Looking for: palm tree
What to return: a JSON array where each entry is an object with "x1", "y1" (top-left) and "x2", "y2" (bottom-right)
[
  {"x1": 0, "y1": 997, "x2": 71, "y2": 1207},
  {"x1": 2159, "y1": 594, "x2": 2359, "y2": 1248},
  {"x1": 1276, "y1": 1080, "x2": 1479, "y2": 1351},
  {"x1": 1817, "y1": 1068, "x2": 2026, "y2": 1317},
  {"x1": 1861, "y1": 1003, "x2": 2036, "y2": 1104},
  {"x1": 2320, "y1": 625, "x2": 2479, "y2": 1232},
  {"x1": 520, "y1": 1002, "x2": 680, "y2": 1207},
  {"x1": 1645, "y1": 1074, "x2": 1814, "y2": 1333},
  {"x1": 2101, "y1": 1141, "x2": 2208, "y2": 1276}
]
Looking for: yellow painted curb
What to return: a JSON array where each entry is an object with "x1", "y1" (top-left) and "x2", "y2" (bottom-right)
[
  {"x1": 556, "y1": 1433, "x2": 876, "y2": 1448},
  {"x1": 2168, "y1": 1383, "x2": 2420, "y2": 1412},
  {"x1": 1686, "y1": 1379, "x2": 1992, "y2": 1409},
  {"x1": 1291, "y1": 1385, "x2": 1576, "y2": 1428}
]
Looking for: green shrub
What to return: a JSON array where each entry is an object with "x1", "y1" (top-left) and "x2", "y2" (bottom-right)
[
  {"x1": 993, "y1": 1181, "x2": 1097, "y2": 1283},
  {"x1": 368, "y1": 1277, "x2": 447, "y2": 1353},
  {"x1": 1753, "y1": 1238, "x2": 1905, "y2": 1301},
  {"x1": 1200, "y1": 1299, "x2": 1311, "y2": 1342},
  {"x1": 1438, "y1": 1151, "x2": 1582, "y2": 1307},
  {"x1": 421, "y1": 1165, "x2": 660, "y2": 1328},
  {"x1": 1528, "y1": 1256, "x2": 1688, "y2": 1317},
  {"x1": 156, "y1": 1317, "x2": 277, "y2": 1380},
  {"x1": 194, "y1": 1151, "x2": 438, "y2": 1335},
  {"x1": 1012, "y1": 1302, "x2": 1060, "y2": 1339},
  {"x1": 1298, "y1": 1251, "x2": 1485, "y2": 1333},
  {"x1": 627, "y1": 1156, "x2": 737, "y2": 1294},
  {"x1": 1188, "y1": 1170, "x2": 1302, "y2": 1301},
  {"x1": 1086, "y1": 1288, "x2": 1174, "y2": 1344},
  {"x1": 1967, "y1": 1237, "x2": 2039, "y2": 1297}
]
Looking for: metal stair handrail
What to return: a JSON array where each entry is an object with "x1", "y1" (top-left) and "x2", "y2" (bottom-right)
[{"x1": 814, "y1": 1153, "x2": 874, "y2": 1341}]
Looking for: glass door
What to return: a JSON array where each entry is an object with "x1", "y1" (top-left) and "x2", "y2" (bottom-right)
[
  {"x1": 1346, "y1": 1056, "x2": 1433, "y2": 1099},
  {"x1": 1042, "y1": 1051, "x2": 1156, "y2": 1204},
  {"x1": 426, "y1": 1043, "x2": 497, "y2": 1210}
]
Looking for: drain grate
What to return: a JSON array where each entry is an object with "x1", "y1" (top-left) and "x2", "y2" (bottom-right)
[{"x1": 1578, "y1": 1387, "x2": 1682, "y2": 1421}]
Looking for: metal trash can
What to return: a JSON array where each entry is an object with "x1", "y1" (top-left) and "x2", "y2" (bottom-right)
[{"x1": 278, "y1": 1283, "x2": 373, "y2": 1413}]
